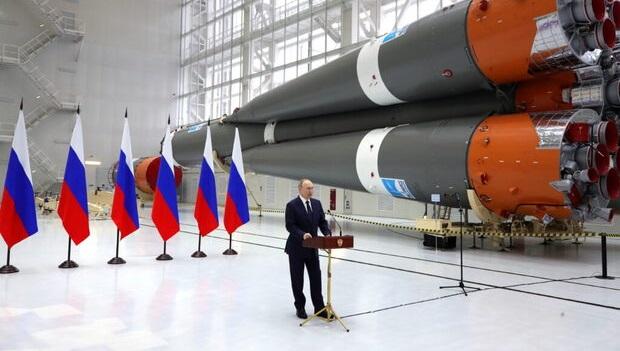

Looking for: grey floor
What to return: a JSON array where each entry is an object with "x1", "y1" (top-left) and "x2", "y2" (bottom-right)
[{"x1": 0, "y1": 205, "x2": 619, "y2": 350}]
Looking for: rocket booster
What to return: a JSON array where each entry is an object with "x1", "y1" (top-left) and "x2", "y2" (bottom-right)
[
  {"x1": 173, "y1": 107, "x2": 620, "y2": 222},
  {"x1": 227, "y1": 0, "x2": 618, "y2": 124},
  {"x1": 245, "y1": 109, "x2": 620, "y2": 222},
  {"x1": 172, "y1": 90, "x2": 510, "y2": 165}
]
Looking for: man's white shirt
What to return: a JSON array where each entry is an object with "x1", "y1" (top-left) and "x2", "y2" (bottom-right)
[{"x1": 299, "y1": 195, "x2": 312, "y2": 212}]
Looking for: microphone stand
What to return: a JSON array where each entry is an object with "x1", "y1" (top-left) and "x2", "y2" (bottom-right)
[
  {"x1": 439, "y1": 193, "x2": 480, "y2": 296},
  {"x1": 327, "y1": 210, "x2": 342, "y2": 236}
]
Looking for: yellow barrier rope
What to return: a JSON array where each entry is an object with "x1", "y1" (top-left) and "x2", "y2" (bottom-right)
[{"x1": 249, "y1": 206, "x2": 620, "y2": 239}]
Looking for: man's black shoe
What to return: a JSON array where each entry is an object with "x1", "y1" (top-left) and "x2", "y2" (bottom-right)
[
  {"x1": 296, "y1": 308, "x2": 308, "y2": 319},
  {"x1": 316, "y1": 310, "x2": 331, "y2": 319}
]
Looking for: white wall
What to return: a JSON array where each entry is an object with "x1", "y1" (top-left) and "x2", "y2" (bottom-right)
[
  {"x1": 0, "y1": 0, "x2": 41, "y2": 44},
  {"x1": 0, "y1": 0, "x2": 181, "y2": 190}
]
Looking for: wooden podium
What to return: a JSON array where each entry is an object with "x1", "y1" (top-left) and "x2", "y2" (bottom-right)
[{"x1": 299, "y1": 235, "x2": 354, "y2": 332}]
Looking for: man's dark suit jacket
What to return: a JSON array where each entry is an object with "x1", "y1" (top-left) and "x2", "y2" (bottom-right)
[{"x1": 285, "y1": 197, "x2": 331, "y2": 257}]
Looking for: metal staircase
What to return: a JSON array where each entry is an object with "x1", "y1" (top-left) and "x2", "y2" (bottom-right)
[
  {"x1": 0, "y1": 30, "x2": 72, "y2": 109},
  {"x1": 0, "y1": 121, "x2": 59, "y2": 191},
  {"x1": 28, "y1": 0, "x2": 85, "y2": 41},
  {"x1": 24, "y1": 105, "x2": 56, "y2": 129},
  {"x1": 28, "y1": 139, "x2": 59, "y2": 191},
  {"x1": 0, "y1": 123, "x2": 15, "y2": 143},
  {"x1": 0, "y1": 44, "x2": 20, "y2": 65},
  {"x1": 19, "y1": 30, "x2": 57, "y2": 63},
  {"x1": 0, "y1": 0, "x2": 82, "y2": 191}
]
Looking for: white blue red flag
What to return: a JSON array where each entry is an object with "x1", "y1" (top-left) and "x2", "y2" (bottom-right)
[
  {"x1": 58, "y1": 107, "x2": 90, "y2": 245},
  {"x1": 0, "y1": 101, "x2": 38, "y2": 248},
  {"x1": 224, "y1": 128, "x2": 249, "y2": 234},
  {"x1": 111, "y1": 109, "x2": 139, "y2": 238},
  {"x1": 194, "y1": 125, "x2": 219, "y2": 235},
  {"x1": 151, "y1": 117, "x2": 179, "y2": 241}
]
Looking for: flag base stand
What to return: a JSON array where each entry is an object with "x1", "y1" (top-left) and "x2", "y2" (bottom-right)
[
  {"x1": 191, "y1": 234, "x2": 207, "y2": 258},
  {"x1": 108, "y1": 229, "x2": 126, "y2": 265},
  {"x1": 0, "y1": 264, "x2": 18, "y2": 274},
  {"x1": 191, "y1": 250, "x2": 207, "y2": 258},
  {"x1": 59, "y1": 237, "x2": 78, "y2": 269},
  {"x1": 107, "y1": 257, "x2": 126, "y2": 265},
  {"x1": 595, "y1": 275, "x2": 615, "y2": 280},
  {"x1": 222, "y1": 235, "x2": 237, "y2": 255},
  {"x1": 0, "y1": 248, "x2": 18, "y2": 274},
  {"x1": 156, "y1": 241, "x2": 173, "y2": 261},
  {"x1": 156, "y1": 254, "x2": 173, "y2": 261},
  {"x1": 58, "y1": 260, "x2": 79, "y2": 269}
]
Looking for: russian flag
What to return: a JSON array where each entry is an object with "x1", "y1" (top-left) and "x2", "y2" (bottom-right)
[
  {"x1": 151, "y1": 118, "x2": 179, "y2": 241},
  {"x1": 0, "y1": 102, "x2": 38, "y2": 248},
  {"x1": 194, "y1": 125, "x2": 219, "y2": 235},
  {"x1": 111, "y1": 110, "x2": 139, "y2": 238},
  {"x1": 58, "y1": 108, "x2": 90, "y2": 245},
  {"x1": 224, "y1": 128, "x2": 249, "y2": 234}
]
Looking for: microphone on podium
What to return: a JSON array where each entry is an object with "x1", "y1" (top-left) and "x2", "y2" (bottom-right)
[{"x1": 326, "y1": 210, "x2": 343, "y2": 236}]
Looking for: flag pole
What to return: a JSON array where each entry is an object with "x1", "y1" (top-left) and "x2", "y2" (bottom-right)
[
  {"x1": 59, "y1": 236, "x2": 79, "y2": 269},
  {"x1": 223, "y1": 234, "x2": 237, "y2": 255},
  {"x1": 109, "y1": 108, "x2": 129, "y2": 265},
  {"x1": 155, "y1": 115, "x2": 175, "y2": 261},
  {"x1": 191, "y1": 234, "x2": 207, "y2": 258},
  {"x1": 157, "y1": 240, "x2": 173, "y2": 261},
  {"x1": 108, "y1": 229, "x2": 126, "y2": 264},
  {"x1": 0, "y1": 247, "x2": 19, "y2": 274}
]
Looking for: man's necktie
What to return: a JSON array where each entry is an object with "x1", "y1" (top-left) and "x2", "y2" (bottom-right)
[{"x1": 305, "y1": 200, "x2": 312, "y2": 214}]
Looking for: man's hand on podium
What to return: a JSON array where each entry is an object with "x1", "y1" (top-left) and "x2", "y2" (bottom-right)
[{"x1": 303, "y1": 233, "x2": 312, "y2": 240}]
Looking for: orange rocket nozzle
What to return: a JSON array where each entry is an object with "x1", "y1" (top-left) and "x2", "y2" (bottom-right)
[
  {"x1": 566, "y1": 123, "x2": 592, "y2": 143},
  {"x1": 594, "y1": 144, "x2": 611, "y2": 175},
  {"x1": 610, "y1": 1, "x2": 620, "y2": 27},
  {"x1": 601, "y1": 168, "x2": 620, "y2": 199},
  {"x1": 593, "y1": 121, "x2": 619, "y2": 153}
]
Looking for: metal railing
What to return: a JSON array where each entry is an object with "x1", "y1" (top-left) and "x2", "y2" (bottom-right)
[
  {"x1": 18, "y1": 62, "x2": 62, "y2": 109},
  {"x1": 25, "y1": 105, "x2": 56, "y2": 129},
  {"x1": 0, "y1": 44, "x2": 20, "y2": 65},
  {"x1": 0, "y1": 116, "x2": 60, "y2": 190},
  {"x1": 28, "y1": 139, "x2": 59, "y2": 191},
  {"x1": 29, "y1": 0, "x2": 85, "y2": 38},
  {"x1": 0, "y1": 123, "x2": 15, "y2": 143},
  {"x1": 56, "y1": 15, "x2": 85, "y2": 37},
  {"x1": 0, "y1": 31, "x2": 78, "y2": 109},
  {"x1": 19, "y1": 30, "x2": 57, "y2": 63}
]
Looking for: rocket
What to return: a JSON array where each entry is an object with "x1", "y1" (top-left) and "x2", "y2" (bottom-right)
[{"x1": 171, "y1": 0, "x2": 620, "y2": 224}]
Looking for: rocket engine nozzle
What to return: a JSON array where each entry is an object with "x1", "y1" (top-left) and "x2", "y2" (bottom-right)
[
  {"x1": 599, "y1": 167, "x2": 620, "y2": 199},
  {"x1": 609, "y1": 1, "x2": 620, "y2": 27},
  {"x1": 576, "y1": 144, "x2": 611, "y2": 175},
  {"x1": 583, "y1": 18, "x2": 617, "y2": 50},
  {"x1": 566, "y1": 123, "x2": 592, "y2": 143},
  {"x1": 605, "y1": 78, "x2": 620, "y2": 106},
  {"x1": 592, "y1": 121, "x2": 619, "y2": 152},
  {"x1": 574, "y1": 167, "x2": 601, "y2": 182},
  {"x1": 570, "y1": 0, "x2": 607, "y2": 23}
]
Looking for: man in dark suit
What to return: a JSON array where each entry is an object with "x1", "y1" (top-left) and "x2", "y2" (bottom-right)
[{"x1": 285, "y1": 178, "x2": 332, "y2": 319}]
